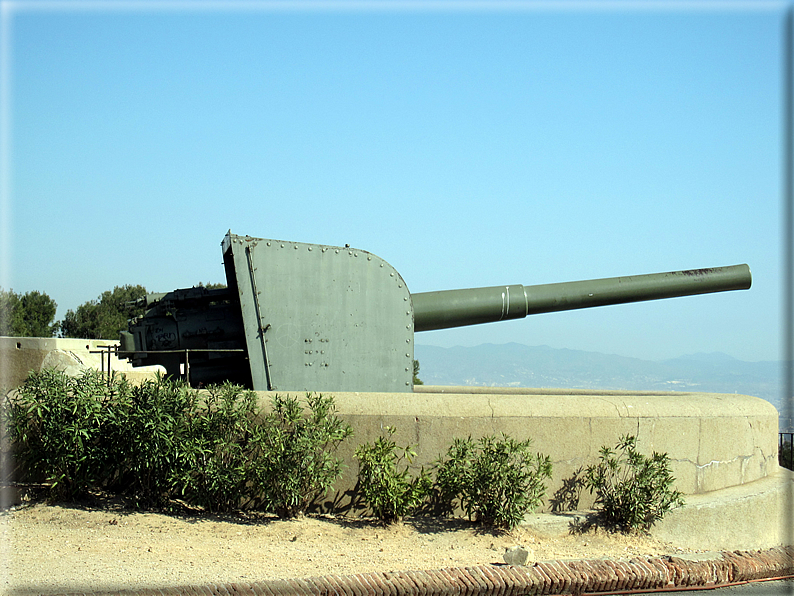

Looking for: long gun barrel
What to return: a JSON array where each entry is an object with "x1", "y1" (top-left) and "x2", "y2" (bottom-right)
[
  {"x1": 120, "y1": 233, "x2": 752, "y2": 392},
  {"x1": 412, "y1": 264, "x2": 752, "y2": 332}
]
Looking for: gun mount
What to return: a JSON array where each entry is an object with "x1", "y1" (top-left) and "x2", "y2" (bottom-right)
[{"x1": 119, "y1": 232, "x2": 751, "y2": 392}]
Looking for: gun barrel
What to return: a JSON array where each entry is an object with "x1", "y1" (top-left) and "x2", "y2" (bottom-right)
[{"x1": 412, "y1": 264, "x2": 751, "y2": 332}]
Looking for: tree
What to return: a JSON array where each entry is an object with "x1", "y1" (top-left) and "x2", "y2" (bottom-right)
[
  {"x1": 18, "y1": 291, "x2": 59, "y2": 337},
  {"x1": 60, "y1": 285, "x2": 147, "y2": 340},
  {"x1": 0, "y1": 288, "x2": 59, "y2": 337},
  {"x1": 413, "y1": 360, "x2": 423, "y2": 385},
  {"x1": 0, "y1": 288, "x2": 20, "y2": 336}
]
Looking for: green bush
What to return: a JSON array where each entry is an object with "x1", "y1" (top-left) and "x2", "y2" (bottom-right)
[
  {"x1": 6, "y1": 370, "x2": 200, "y2": 506},
  {"x1": 434, "y1": 434, "x2": 552, "y2": 530},
  {"x1": 107, "y1": 374, "x2": 196, "y2": 508},
  {"x1": 252, "y1": 393, "x2": 353, "y2": 518},
  {"x1": 5, "y1": 369, "x2": 121, "y2": 500},
  {"x1": 170, "y1": 383, "x2": 260, "y2": 512},
  {"x1": 355, "y1": 426, "x2": 432, "y2": 523},
  {"x1": 584, "y1": 435, "x2": 684, "y2": 532},
  {"x1": 6, "y1": 371, "x2": 353, "y2": 516}
]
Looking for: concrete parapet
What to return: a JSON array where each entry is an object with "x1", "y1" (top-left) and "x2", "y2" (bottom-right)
[
  {"x1": 651, "y1": 466, "x2": 794, "y2": 550},
  {"x1": 252, "y1": 386, "x2": 780, "y2": 512},
  {"x1": 0, "y1": 336, "x2": 163, "y2": 391},
  {"x1": 522, "y1": 468, "x2": 794, "y2": 550}
]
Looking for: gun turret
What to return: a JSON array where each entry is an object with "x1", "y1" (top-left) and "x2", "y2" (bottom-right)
[{"x1": 119, "y1": 233, "x2": 751, "y2": 392}]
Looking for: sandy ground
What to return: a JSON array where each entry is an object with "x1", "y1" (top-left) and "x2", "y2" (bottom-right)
[{"x1": 0, "y1": 499, "x2": 700, "y2": 596}]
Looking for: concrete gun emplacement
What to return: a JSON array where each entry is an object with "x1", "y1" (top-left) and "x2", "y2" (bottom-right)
[{"x1": 119, "y1": 232, "x2": 751, "y2": 392}]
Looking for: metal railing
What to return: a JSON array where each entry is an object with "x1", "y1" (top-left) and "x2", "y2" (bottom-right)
[
  {"x1": 779, "y1": 432, "x2": 793, "y2": 471},
  {"x1": 89, "y1": 345, "x2": 245, "y2": 386}
]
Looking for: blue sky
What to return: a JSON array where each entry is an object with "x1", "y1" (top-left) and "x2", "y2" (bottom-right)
[{"x1": 1, "y1": 1, "x2": 789, "y2": 362}]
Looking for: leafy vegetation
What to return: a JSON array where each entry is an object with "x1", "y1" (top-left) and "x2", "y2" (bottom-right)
[
  {"x1": 109, "y1": 375, "x2": 197, "y2": 509},
  {"x1": 0, "y1": 288, "x2": 59, "y2": 337},
  {"x1": 170, "y1": 383, "x2": 260, "y2": 512},
  {"x1": 412, "y1": 360, "x2": 423, "y2": 385},
  {"x1": 355, "y1": 426, "x2": 432, "y2": 522},
  {"x1": 584, "y1": 435, "x2": 684, "y2": 532},
  {"x1": 5, "y1": 370, "x2": 352, "y2": 515},
  {"x1": 253, "y1": 393, "x2": 353, "y2": 517},
  {"x1": 0, "y1": 282, "x2": 231, "y2": 340},
  {"x1": 5, "y1": 368, "x2": 119, "y2": 500},
  {"x1": 8, "y1": 369, "x2": 559, "y2": 528},
  {"x1": 8, "y1": 365, "x2": 688, "y2": 534},
  {"x1": 434, "y1": 434, "x2": 552, "y2": 529},
  {"x1": 60, "y1": 284, "x2": 147, "y2": 340}
]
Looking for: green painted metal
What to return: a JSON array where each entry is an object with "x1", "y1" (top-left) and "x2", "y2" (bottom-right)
[
  {"x1": 412, "y1": 264, "x2": 752, "y2": 332},
  {"x1": 222, "y1": 233, "x2": 414, "y2": 392},
  {"x1": 119, "y1": 285, "x2": 250, "y2": 386},
  {"x1": 119, "y1": 233, "x2": 751, "y2": 393}
]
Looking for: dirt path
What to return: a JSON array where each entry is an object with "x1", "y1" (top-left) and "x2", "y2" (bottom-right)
[{"x1": 1, "y1": 502, "x2": 699, "y2": 596}]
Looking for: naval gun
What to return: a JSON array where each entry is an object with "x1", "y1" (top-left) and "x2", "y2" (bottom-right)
[{"x1": 119, "y1": 232, "x2": 752, "y2": 392}]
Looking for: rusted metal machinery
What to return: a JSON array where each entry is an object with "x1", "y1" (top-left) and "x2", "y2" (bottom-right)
[{"x1": 119, "y1": 232, "x2": 751, "y2": 392}]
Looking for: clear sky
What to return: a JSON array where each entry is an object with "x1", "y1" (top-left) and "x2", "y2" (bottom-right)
[{"x1": 1, "y1": 1, "x2": 789, "y2": 363}]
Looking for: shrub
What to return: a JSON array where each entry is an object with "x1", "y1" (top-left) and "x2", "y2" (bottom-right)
[
  {"x1": 252, "y1": 393, "x2": 353, "y2": 518},
  {"x1": 5, "y1": 369, "x2": 121, "y2": 500},
  {"x1": 169, "y1": 382, "x2": 260, "y2": 512},
  {"x1": 435, "y1": 434, "x2": 552, "y2": 530},
  {"x1": 6, "y1": 372, "x2": 354, "y2": 515},
  {"x1": 355, "y1": 426, "x2": 432, "y2": 522},
  {"x1": 584, "y1": 435, "x2": 684, "y2": 532},
  {"x1": 110, "y1": 375, "x2": 201, "y2": 509}
]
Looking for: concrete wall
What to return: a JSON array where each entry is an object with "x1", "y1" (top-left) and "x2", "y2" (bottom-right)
[
  {"x1": 0, "y1": 336, "x2": 162, "y2": 391},
  {"x1": 252, "y1": 386, "x2": 780, "y2": 513},
  {"x1": 651, "y1": 467, "x2": 794, "y2": 550}
]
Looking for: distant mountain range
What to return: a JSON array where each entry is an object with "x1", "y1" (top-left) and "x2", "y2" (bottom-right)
[{"x1": 414, "y1": 343, "x2": 793, "y2": 431}]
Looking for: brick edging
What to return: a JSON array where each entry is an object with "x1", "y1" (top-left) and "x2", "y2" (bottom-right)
[{"x1": 59, "y1": 546, "x2": 794, "y2": 596}]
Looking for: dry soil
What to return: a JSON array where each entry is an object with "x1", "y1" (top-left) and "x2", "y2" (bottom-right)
[{"x1": 1, "y1": 500, "x2": 700, "y2": 596}]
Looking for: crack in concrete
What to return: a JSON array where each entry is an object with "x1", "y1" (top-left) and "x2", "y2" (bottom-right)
[{"x1": 696, "y1": 455, "x2": 752, "y2": 469}]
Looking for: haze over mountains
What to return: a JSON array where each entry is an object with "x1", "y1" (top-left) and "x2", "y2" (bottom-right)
[{"x1": 414, "y1": 343, "x2": 792, "y2": 431}]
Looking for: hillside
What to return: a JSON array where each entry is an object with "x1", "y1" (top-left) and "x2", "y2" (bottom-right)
[{"x1": 414, "y1": 343, "x2": 791, "y2": 430}]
